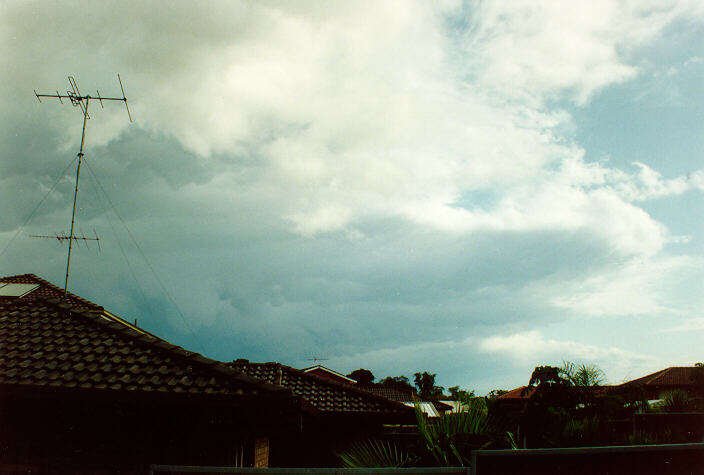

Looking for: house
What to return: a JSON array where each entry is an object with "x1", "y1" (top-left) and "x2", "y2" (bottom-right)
[
  {"x1": 496, "y1": 385, "x2": 536, "y2": 402},
  {"x1": 498, "y1": 366, "x2": 704, "y2": 404},
  {"x1": 301, "y1": 364, "x2": 357, "y2": 385},
  {"x1": 618, "y1": 366, "x2": 704, "y2": 400},
  {"x1": 358, "y1": 384, "x2": 453, "y2": 417},
  {"x1": 0, "y1": 274, "x2": 307, "y2": 473},
  {"x1": 228, "y1": 360, "x2": 415, "y2": 466}
]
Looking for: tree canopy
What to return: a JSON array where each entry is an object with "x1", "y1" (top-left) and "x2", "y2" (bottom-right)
[
  {"x1": 380, "y1": 375, "x2": 415, "y2": 392},
  {"x1": 347, "y1": 368, "x2": 375, "y2": 385},
  {"x1": 414, "y1": 371, "x2": 444, "y2": 398}
]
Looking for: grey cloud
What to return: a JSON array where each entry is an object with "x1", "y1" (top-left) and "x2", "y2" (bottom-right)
[{"x1": 3, "y1": 1, "x2": 704, "y2": 393}]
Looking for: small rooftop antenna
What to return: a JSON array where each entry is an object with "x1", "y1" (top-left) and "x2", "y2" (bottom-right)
[
  {"x1": 306, "y1": 357, "x2": 329, "y2": 363},
  {"x1": 33, "y1": 75, "x2": 132, "y2": 295}
]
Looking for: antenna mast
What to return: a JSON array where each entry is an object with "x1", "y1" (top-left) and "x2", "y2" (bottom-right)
[{"x1": 34, "y1": 75, "x2": 132, "y2": 294}]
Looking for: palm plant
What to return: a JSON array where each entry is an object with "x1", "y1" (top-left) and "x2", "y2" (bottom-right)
[
  {"x1": 656, "y1": 389, "x2": 691, "y2": 413},
  {"x1": 338, "y1": 399, "x2": 498, "y2": 467},
  {"x1": 560, "y1": 362, "x2": 605, "y2": 387},
  {"x1": 338, "y1": 439, "x2": 416, "y2": 468},
  {"x1": 415, "y1": 402, "x2": 495, "y2": 466}
]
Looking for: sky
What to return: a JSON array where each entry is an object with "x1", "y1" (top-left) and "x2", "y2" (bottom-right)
[{"x1": 2, "y1": 0, "x2": 703, "y2": 394}]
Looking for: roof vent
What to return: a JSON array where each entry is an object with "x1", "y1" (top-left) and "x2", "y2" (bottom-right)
[{"x1": 0, "y1": 283, "x2": 40, "y2": 297}]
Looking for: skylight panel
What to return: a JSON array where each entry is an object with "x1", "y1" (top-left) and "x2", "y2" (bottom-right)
[{"x1": 0, "y1": 283, "x2": 40, "y2": 297}]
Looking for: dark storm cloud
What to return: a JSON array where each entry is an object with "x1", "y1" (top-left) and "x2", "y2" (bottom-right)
[{"x1": 2, "y1": 1, "x2": 704, "y2": 393}]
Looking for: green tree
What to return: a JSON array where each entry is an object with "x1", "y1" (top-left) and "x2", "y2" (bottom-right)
[
  {"x1": 521, "y1": 362, "x2": 609, "y2": 447},
  {"x1": 414, "y1": 372, "x2": 444, "y2": 399},
  {"x1": 380, "y1": 375, "x2": 415, "y2": 393},
  {"x1": 486, "y1": 389, "x2": 508, "y2": 399},
  {"x1": 348, "y1": 368, "x2": 375, "y2": 385},
  {"x1": 447, "y1": 385, "x2": 475, "y2": 401}
]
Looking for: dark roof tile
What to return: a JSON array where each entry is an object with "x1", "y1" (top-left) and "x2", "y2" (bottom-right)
[
  {"x1": 0, "y1": 274, "x2": 102, "y2": 311},
  {"x1": 621, "y1": 367, "x2": 701, "y2": 388},
  {"x1": 229, "y1": 361, "x2": 412, "y2": 416},
  {"x1": 0, "y1": 293, "x2": 291, "y2": 401}
]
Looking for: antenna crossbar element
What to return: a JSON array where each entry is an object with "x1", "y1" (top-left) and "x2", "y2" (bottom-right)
[
  {"x1": 30, "y1": 230, "x2": 100, "y2": 250},
  {"x1": 34, "y1": 74, "x2": 133, "y2": 122},
  {"x1": 34, "y1": 75, "x2": 132, "y2": 294}
]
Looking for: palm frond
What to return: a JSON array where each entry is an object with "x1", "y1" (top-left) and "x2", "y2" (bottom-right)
[{"x1": 338, "y1": 439, "x2": 414, "y2": 468}]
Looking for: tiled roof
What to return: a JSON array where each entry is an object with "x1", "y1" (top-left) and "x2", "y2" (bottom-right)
[
  {"x1": 358, "y1": 385, "x2": 453, "y2": 415},
  {"x1": 358, "y1": 384, "x2": 416, "y2": 402},
  {"x1": 301, "y1": 365, "x2": 357, "y2": 384},
  {"x1": 229, "y1": 361, "x2": 413, "y2": 416},
  {"x1": 621, "y1": 367, "x2": 702, "y2": 388},
  {"x1": 497, "y1": 386, "x2": 536, "y2": 400},
  {"x1": 0, "y1": 273, "x2": 103, "y2": 311},
  {"x1": 0, "y1": 273, "x2": 161, "y2": 340},
  {"x1": 0, "y1": 296, "x2": 289, "y2": 400}
]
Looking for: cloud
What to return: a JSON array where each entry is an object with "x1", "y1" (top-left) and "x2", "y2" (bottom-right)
[
  {"x1": 612, "y1": 163, "x2": 702, "y2": 201},
  {"x1": 2, "y1": 1, "x2": 704, "y2": 394},
  {"x1": 5, "y1": 0, "x2": 701, "y2": 248},
  {"x1": 548, "y1": 255, "x2": 703, "y2": 317},
  {"x1": 661, "y1": 318, "x2": 704, "y2": 333},
  {"x1": 460, "y1": 0, "x2": 704, "y2": 105},
  {"x1": 479, "y1": 330, "x2": 656, "y2": 384}
]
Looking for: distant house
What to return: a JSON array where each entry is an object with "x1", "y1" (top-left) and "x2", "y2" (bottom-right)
[
  {"x1": 301, "y1": 364, "x2": 357, "y2": 385},
  {"x1": 619, "y1": 366, "x2": 704, "y2": 400},
  {"x1": 496, "y1": 385, "x2": 537, "y2": 401},
  {"x1": 358, "y1": 384, "x2": 453, "y2": 417},
  {"x1": 0, "y1": 274, "x2": 306, "y2": 473},
  {"x1": 229, "y1": 360, "x2": 414, "y2": 466},
  {"x1": 496, "y1": 366, "x2": 704, "y2": 410}
]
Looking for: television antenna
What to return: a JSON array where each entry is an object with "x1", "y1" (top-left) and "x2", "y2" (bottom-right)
[{"x1": 33, "y1": 75, "x2": 132, "y2": 294}]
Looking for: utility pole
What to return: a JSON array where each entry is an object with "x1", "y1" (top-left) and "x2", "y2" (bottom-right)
[{"x1": 33, "y1": 75, "x2": 132, "y2": 294}]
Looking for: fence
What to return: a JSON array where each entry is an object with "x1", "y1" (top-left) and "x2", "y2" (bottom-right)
[
  {"x1": 149, "y1": 467, "x2": 469, "y2": 475},
  {"x1": 470, "y1": 442, "x2": 704, "y2": 475},
  {"x1": 151, "y1": 443, "x2": 704, "y2": 475}
]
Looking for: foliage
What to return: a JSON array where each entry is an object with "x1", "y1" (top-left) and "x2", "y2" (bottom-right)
[
  {"x1": 347, "y1": 368, "x2": 375, "y2": 385},
  {"x1": 628, "y1": 429, "x2": 686, "y2": 445},
  {"x1": 505, "y1": 431, "x2": 518, "y2": 449},
  {"x1": 338, "y1": 395, "x2": 501, "y2": 468},
  {"x1": 414, "y1": 372, "x2": 444, "y2": 398},
  {"x1": 486, "y1": 389, "x2": 508, "y2": 399},
  {"x1": 560, "y1": 362, "x2": 605, "y2": 387},
  {"x1": 525, "y1": 365, "x2": 574, "y2": 409},
  {"x1": 528, "y1": 365, "x2": 565, "y2": 388},
  {"x1": 338, "y1": 439, "x2": 416, "y2": 468},
  {"x1": 414, "y1": 402, "x2": 495, "y2": 466},
  {"x1": 608, "y1": 383, "x2": 650, "y2": 417},
  {"x1": 560, "y1": 416, "x2": 612, "y2": 447},
  {"x1": 655, "y1": 389, "x2": 691, "y2": 413},
  {"x1": 380, "y1": 375, "x2": 415, "y2": 392},
  {"x1": 447, "y1": 385, "x2": 475, "y2": 401},
  {"x1": 520, "y1": 362, "x2": 613, "y2": 447}
]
